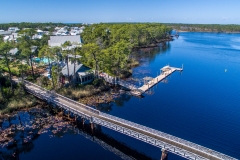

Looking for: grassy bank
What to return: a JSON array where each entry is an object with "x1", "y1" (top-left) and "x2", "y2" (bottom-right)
[
  {"x1": 0, "y1": 81, "x2": 37, "y2": 115},
  {"x1": 56, "y1": 79, "x2": 110, "y2": 100}
]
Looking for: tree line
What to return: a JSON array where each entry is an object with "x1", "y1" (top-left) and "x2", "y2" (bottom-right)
[
  {"x1": 0, "y1": 23, "x2": 171, "y2": 96},
  {"x1": 166, "y1": 23, "x2": 240, "y2": 32},
  {"x1": 80, "y1": 23, "x2": 171, "y2": 77},
  {"x1": 0, "y1": 22, "x2": 85, "y2": 31}
]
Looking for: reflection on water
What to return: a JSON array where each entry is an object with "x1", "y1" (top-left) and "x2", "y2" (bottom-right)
[
  {"x1": 129, "y1": 43, "x2": 171, "y2": 87},
  {"x1": 0, "y1": 106, "x2": 152, "y2": 160},
  {"x1": 132, "y1": 42, "x2": 171, "y2": 66}
]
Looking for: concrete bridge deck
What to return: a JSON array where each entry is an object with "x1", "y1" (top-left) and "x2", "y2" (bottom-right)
[{"x1": 24, "y1": 80, "x2": 236, "y2": 160}]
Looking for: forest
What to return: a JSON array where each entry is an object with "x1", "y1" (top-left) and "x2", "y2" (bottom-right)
[
  {"x1": 80, "y1": 23, "x2": 171, "y2": 77},
  {"x1": 0, "y1": 23, "x2": 171, "y2": 112},
  {"x1": 166, "y1": 23, "x2": 240, "y2": 32}
]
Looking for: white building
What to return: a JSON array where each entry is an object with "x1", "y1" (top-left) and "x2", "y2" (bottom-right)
[
  {"x1": 8, "y1": 27, "x2": 20, "y2": 32},
  {"x1": 48, "y1": 35, "x2": 82, "y2": 47},
  {"x1": 32, "y1": 29, "x2": 44, "y2": 39}
]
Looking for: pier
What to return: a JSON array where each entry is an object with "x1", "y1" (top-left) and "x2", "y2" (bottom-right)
[
  {"x1": 131, "y1": 65, "x2": 183, "y2": 96},
  {"x1": 98, "y1": 65, "x2": 183, "y2": 96},
  {"x1": 23, "y1": 80, "x2": 236, "y2": 160},
  {"x1": 139, "y1": 65, "x2": 183, "y2": 92}
]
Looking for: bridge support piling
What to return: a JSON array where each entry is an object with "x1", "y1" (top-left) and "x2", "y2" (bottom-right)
[
  {"x1": 160, "y1": 149, "x2": 168, "y2": 160},
  {"x1": 90, "y1": 122, "x2": 94, "y2": 134},
  {"x1": 82, "y1": 118, "x2": 85, "y2": 127}
]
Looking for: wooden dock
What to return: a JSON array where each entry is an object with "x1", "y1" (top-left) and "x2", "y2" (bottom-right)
[{"x1": 131, "y1": 65, "x2": 183, "y2": 95}]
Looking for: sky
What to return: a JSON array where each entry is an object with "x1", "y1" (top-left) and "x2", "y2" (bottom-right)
[{"x1": 1, "y1": 0, "x2": 240, "y2": 24}]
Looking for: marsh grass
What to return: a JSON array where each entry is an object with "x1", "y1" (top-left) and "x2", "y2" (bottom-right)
[
  {"x1": 0, "y1": 87, "x2": 37, "y2": 115},
  {"x1": 57, "y1": 80, "x2": 110, "y2": 100}
]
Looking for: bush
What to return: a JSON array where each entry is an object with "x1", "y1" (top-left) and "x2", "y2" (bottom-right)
[
  {"x1": 92, "y1": 79, "x2": 103, "y2": 87},
  {"x1": 26, "y1": 75, "x2": 35, "y2": 81}
]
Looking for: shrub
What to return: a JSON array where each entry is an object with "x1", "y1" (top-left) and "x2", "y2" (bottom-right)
[{"x1": 92, "y1": 79, "x2": 103, "y2": 87}]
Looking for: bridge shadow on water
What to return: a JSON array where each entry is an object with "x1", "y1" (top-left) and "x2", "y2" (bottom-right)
[{"x1": 0, "y1": 106, "x2": 154, "y2": 160}]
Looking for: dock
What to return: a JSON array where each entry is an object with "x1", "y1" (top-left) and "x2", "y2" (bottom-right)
[
  {"x1": 130, "y1": 65, "x2": 183, "y2": 96},
  {"x1": 98, "y1": 65, "x2": 183, "y2": 96}
]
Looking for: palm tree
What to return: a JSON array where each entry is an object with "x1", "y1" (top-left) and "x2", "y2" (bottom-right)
[
  {"x1": 61, "y1": 41, "x2": 72, "y2": 83},
  {"x1": 71, "y1": 42, "x2": 82, "y2": 83},
  {"x1": 52, "y1": 46, "x2": 61, "y2": 87}
]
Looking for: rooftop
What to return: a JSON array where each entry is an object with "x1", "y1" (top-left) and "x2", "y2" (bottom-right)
[
  {"x1": 62, "y1": 63, "x2": 91, "y2": 77},
  {"x1": 48, "y1": 35, "x2": 81, "y2": 47}
]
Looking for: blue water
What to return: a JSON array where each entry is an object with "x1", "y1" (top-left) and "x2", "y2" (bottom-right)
[
  {"x1": 102, "y1": 32, "x2": 240, "y2": 159},
  {"x1": 1, "y1": 32, "x2": 240, "y2": 159}
]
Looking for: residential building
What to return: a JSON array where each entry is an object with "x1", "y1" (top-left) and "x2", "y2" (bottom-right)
[
  {"x1": 61, "y1": 61, "x2": 93, "y2": 84},
  {"x1": 8, "y1": 27, "x2": 20, "y2": 32},
  {"x1": 48, "y1": 35, "x2": 82, "y2": 47}
]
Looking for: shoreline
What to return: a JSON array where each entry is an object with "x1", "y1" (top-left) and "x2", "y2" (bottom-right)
[
  {"x1": 177, "y1": 30, "x2": 240, "y2": 34},
  {"x1": 0, "y1": 37, "x2": 171, "y2": 115},
  {"x1": 133, "y1": 38, "x2": 172, "y2": 49}
]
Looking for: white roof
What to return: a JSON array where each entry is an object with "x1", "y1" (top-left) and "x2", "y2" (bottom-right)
[
  {"x1": 37, "y1": 29, "x2": 43, "y2": 32},
  {"x1": 4, "y1": 36, "x2": 9, "y2": 40},
  {"x1": 9, "y1": 48, "x2": 19, "y2": 55},
  {"x1": 48, "y1": 35, "x2": 81, "y2": 47}
]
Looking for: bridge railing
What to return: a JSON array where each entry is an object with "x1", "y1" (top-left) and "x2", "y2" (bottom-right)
[
  {"x1": 24, "y1": 81, "x2": 236, "y2": 160},
  {"x1": 24, "y1": 80, "x2": 100, "y2": 115},
  {"x1": 100, "y1": 112, "x2": 236, "y2": 160},
  {"x1": 25, "y1": 87, "x2": 92, "y2": 119}
]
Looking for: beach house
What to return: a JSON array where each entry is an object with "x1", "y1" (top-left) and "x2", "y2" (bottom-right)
[{"x1": 48, "y1": 35, "x2": 93, "y2": 84}]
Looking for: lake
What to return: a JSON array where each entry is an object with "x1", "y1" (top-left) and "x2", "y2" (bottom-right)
[{"x1": 1, "y1": 32, "x2": 240, "y2": 159}]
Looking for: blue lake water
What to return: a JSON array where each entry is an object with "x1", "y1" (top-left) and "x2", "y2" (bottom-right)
[
  {"x1": 1, "y1": 32, "x2": 240, "y2": 159},
  {"x1": 105, "y1": 32, "x2": 240, "y2": 159}
]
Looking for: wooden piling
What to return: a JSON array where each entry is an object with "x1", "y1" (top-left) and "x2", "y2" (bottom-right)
[{"x1": 160, "y1": 149, "x2": 168, "y2": 160}]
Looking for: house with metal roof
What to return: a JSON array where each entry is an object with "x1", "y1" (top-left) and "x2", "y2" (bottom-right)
[
  {"x1": 61, "y1": 61, "x2": 93, "y2": 84},
  {"x1": 48, "y1": 35, "x2": 82, "y2": 47},
  {"x1": 0, "y1": 31, "x2": 12, "y2": 36},
  {"x1": 8, "y1": 27, "x2": 20, "y2": 32}
]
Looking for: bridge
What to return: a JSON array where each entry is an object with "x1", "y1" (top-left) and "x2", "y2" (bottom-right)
[{"x1": 23, "y1": 80, "x2": 236, "y2": 160}]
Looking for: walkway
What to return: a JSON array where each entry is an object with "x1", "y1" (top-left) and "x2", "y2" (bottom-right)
[
  {"x1": 24, "y1": 81, "x2": 236, "y2": 160},
  {"x1": 138, "y1": 65, "x2": 182, "y2": 92},
  {"x1": 99, "y1": 65, "x2": 183, "y2": 96}
]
